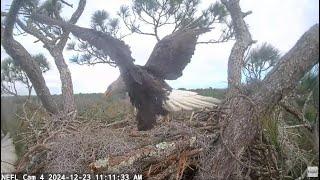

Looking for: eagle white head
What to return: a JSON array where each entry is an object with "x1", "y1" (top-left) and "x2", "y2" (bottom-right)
[{"x1": 104, "y1": 76, "x2": 127, "y2": 98}]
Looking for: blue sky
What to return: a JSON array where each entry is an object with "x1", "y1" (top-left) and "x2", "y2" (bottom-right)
[{"x1": 1, "y1": 0, "x2": 319, "y2": 95}]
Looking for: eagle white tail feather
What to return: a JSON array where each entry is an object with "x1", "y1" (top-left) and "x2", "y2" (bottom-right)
[
  {"x1": 166, "y1": 99, "x2": 194, "y2": 111},
  {"x1": 1, "y1": 133, "x2": 17, "y2": 173},
  {"x1": 164, "y1": 90, "x2": 221, "y2": 112}
]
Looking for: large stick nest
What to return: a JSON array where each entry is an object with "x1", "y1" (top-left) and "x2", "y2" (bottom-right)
[{"x1": 15, "y1": 105, "x2": 280, "y2": 179}]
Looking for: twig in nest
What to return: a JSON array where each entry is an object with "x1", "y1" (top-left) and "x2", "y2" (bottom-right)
[
  {"x1": 176, "y1": 151, "x2": 188, "y2": 180},
  {"x1": 42, "y1": 129, "x2": 64, "y2": 144},
  {"x1": 189, "y1": 111, "x2": 195, "y2": 122},
  {"x1": 105, "y1": 119, "x2": 130, "y2": 128}
]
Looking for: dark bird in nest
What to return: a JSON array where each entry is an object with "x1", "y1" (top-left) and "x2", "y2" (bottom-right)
[
  {"x1": 103, "y1": 29, "x2": 221, "y2": 130},
  {"x1": 34, "y1": 14, "x2": 220, "y2": 130}
]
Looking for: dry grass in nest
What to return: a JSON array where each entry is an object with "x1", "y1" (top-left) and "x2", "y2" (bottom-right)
[{"x1": 15, "y1": 105, "x2": 288, "y2": 179}]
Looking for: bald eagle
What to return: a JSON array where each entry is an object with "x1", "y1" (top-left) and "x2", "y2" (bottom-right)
[
  {"x1": 105, "y1": 76, "x2": 221, "y2": 119},
  {"x1": 101, "y1": 28, "x2": 221, "y2": 130},
  {"x1": 34, "y1": 15, "x2": 219, "y2": 130}
]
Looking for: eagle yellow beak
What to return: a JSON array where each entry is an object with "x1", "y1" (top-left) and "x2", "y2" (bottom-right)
[{"x1": 104, "y1": 90, "x2": 112, "y2": 98}]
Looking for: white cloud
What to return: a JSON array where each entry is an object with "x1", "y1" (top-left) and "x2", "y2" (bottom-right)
[
  {"x1": 70, "y1": 64, "x2": 120, "y2": 94},
  {"x1": 241, "y1": 0, "x2": 319, "y2": 53}
]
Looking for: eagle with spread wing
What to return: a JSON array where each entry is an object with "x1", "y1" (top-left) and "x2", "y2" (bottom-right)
[
  {"x1": 34, "y1": 15, "x2": 220, "y2": 130},
  {"x1": 103, "y1": 29, "x2": 221, "y2": 130},
  {"x1": 105, "y1": 75, "x2": 221, "y2": 129}
]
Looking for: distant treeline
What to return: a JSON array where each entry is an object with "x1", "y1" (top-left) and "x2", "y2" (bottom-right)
[{"x1": 1, "y1": 87, "x2": 226, "y2": 103}]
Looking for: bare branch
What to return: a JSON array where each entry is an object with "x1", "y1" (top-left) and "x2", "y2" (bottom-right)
[
  {"x1": 16, "y1": 18, "x2": 52, "y2": 45},
  {"x1": 58, "y1": 0, "x2": 86, "y2": 49},
  {"x1": 59, "y1": 0, "x2": 73, "y2": 8},
  {"x1": 280, "y1": 100, "x2": 312, "y2": 130}
]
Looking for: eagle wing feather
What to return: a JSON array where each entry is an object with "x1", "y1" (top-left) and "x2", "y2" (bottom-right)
[{"x1": 144, "y1": 28, "x2": 211, "y2": 80}]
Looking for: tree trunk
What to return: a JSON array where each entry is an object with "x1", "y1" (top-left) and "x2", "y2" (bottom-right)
[
  {"x1": 1, "y1": 0, "x2": 59, "y2": 114},
  {"x1": 222, "y1": 0, "x2": 254, "y2": 96},
  {"x1": 210, "y1": 24, "x2": 319, "y2": 178},
  {"x1": 2, "y1": 37, "x2": 59, "y2": 115},
  {"x1": 45, "y1": 0, "x2": 86, "y2": 118},
  {"x1": 2, "y1": 0, "x2": 86, "y2": 118},
  {"x1": 314, "y1": 115, "x2": 319, "y2": 157},
  {"x1": 50, "y1": 50, "x2": 76, "y2": 117}
]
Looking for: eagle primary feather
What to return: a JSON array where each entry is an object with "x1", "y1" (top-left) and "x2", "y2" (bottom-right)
[{"x1": 145, "y1": 28, "x2": 211, "y2": 80}]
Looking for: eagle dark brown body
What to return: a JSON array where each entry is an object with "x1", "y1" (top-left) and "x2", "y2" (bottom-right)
[{"x1": 118, "y1": 29, "x2": 211, "y2": 130}]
